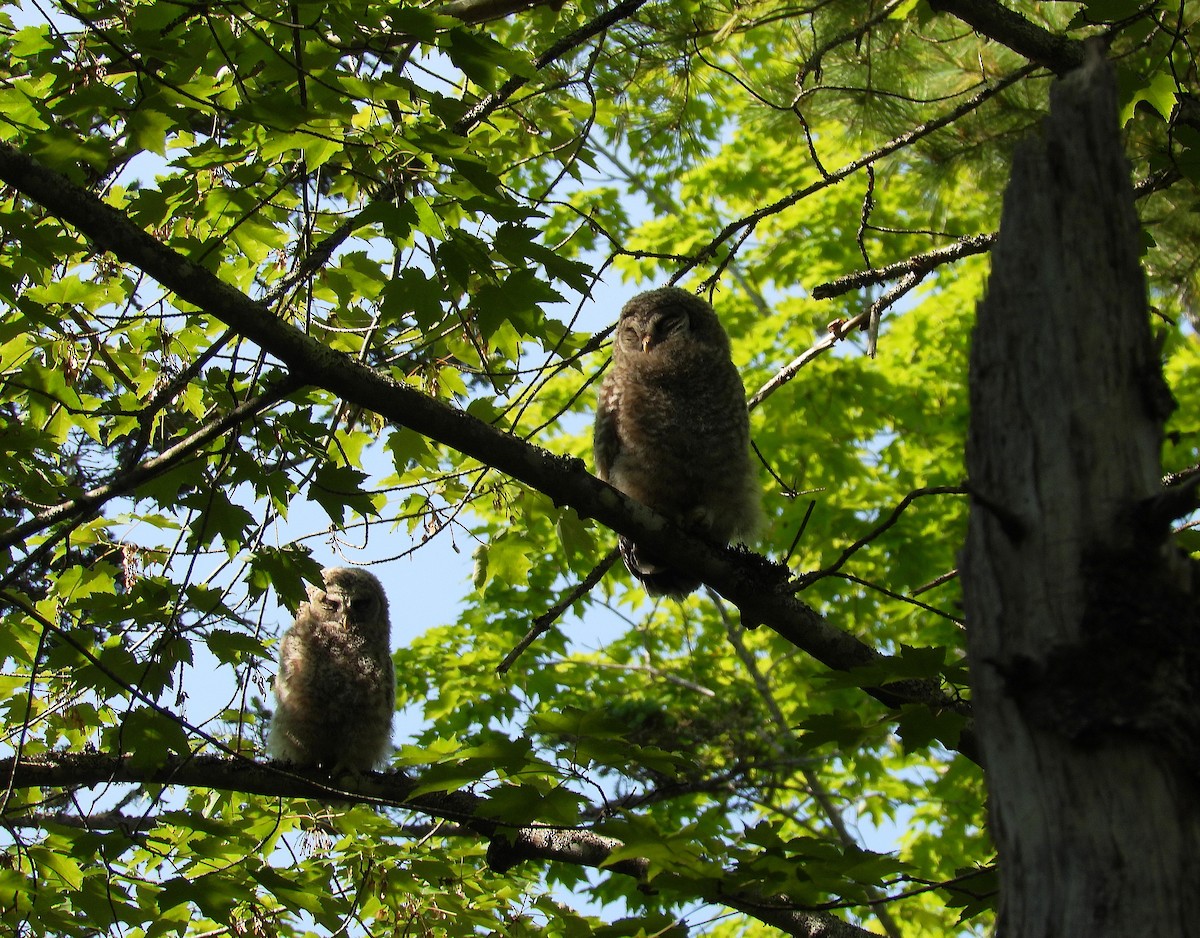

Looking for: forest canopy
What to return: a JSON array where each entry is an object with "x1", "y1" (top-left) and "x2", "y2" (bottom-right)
[{"x1": 1, "y1": 1, "x2": 1198, "y2": 936}]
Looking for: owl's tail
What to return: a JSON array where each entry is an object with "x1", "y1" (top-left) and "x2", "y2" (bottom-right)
[{"x1": 618, "y1": 535, "x2": 701, "y2": 598}]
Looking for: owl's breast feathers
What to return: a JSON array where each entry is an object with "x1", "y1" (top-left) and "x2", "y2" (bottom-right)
[
  {"x1": 596, "y1": 364, "x2": 756, "y2": 542},
  {"x1": 593, "y1": 288, "x2": 763, "y2": 597},
  {"x1": 268, "y1": 567, "x2": 395, "y2": 770},
  {"x1": 277, "y1": 627, "x2": 391, "y2": 713}
]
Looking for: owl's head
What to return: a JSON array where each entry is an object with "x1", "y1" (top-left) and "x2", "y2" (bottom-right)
[
  {"x1": 614, "y1": 287, "x2": 731, "y2": 363},
  {"x1": 308, "y1": 566, "x2": 389, "y2": 632}
]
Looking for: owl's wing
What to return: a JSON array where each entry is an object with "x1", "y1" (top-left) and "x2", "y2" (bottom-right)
[
  {"x1": 593, "y1": 376, "x2": 621, "y2": 482},
  {"x1": 274, "y1": 624, "x2": 304, "y2": 687}
]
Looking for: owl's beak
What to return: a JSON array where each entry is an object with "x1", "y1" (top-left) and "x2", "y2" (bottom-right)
[
  {"x1": 641, "y1": 335, "x2": 655, "y2": 353},
  {"x1": 341, "y1": 599, "x2": 364, "y2": 628}
]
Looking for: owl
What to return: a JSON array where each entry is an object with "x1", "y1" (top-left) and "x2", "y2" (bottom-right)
[
  {"x1": 593, "y1": 287, "x2": 762, "y2": 597},
  {"x1": 267, "y1": 566, "x2": 395, "y2": 772}
]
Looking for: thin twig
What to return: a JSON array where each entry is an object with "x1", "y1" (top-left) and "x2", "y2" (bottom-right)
[
  {"x1": 793, "y1": 486, "x2": 968, "y2": 591},
  {"x1": 679, "y1": 63, "x2": 1036, "y2": 280},
  {"x1": 795, "y1": 0, "x2": 912, "y2": 86},
  {"x1": 784, "y1": 500, "x2": 817, "y2": 564},
  {"x1": 831, "y1": 572, "x2": 964, "y2": 626},
  {"x1": 856, "y1": 165, "x2": 876, "y2": 269},
  {"x1": 911, "y1": 568, "x2": 959, "y2": 597},
  {"x1": 813, "y1": 234, "x2": 996, "y2": 300},
  {"x1": 748, "y1": 316, "x2": 861, "y2": 410},
  {"x1": 748, "y1": 269, "x2": 924, "y2": 408},
  {"x1": 496, "y1": 548, "x2": 620, "y2": 674}
]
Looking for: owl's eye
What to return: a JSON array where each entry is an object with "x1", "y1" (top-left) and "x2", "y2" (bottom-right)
[
  {"x1": 320, "y1": 597, "x2": 341, "y2": 613},
  {"x1": 620, "y1": 324, "x2": 641, "y2": 347},
  {"x1": 664, "y1": 310, "x2": 688, "y2": 332},
  {"x1": 653, "y1": 309, "x2": 688, "y2": 340}
]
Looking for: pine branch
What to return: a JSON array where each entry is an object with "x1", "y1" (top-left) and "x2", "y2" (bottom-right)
[
  {"x1": 681, "y1": 63, "x2": 1034, "y2": 279},
  {"x1": 926, "y1": 0, "x2": 1086, "y2": 75}
]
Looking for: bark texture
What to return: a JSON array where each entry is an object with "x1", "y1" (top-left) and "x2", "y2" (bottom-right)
[{"x1": 963, "y1": 45, "x2": 1200, "y2": 937}]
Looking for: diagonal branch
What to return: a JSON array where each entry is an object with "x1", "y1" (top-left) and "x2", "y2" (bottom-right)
[
  {"x1": 794, "y1": 486, "x2": 969, "y2": 590},
  {"x1": 497, "y1": 547, "x2": 620, "y2": 674},
  {"x1": 0, "y1": 377, "x2": 300, "y2": 557},
  {"x1": 0, "y1": 141, "x2": 974, "y2": 757},
  {"x1": 679, "y1": 63, "x2": 1035, "y2": 280},
  {"x1": 926, "y1": 0, "x2": 1085, "y2": 75},
  {"x1": 748, "y1": 270, "x2": 926, "y2": 409}
]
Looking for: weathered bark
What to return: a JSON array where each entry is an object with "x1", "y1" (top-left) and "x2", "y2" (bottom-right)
[{"x1": 963, "y1": 45, "x2": 1200, "y2": 937}]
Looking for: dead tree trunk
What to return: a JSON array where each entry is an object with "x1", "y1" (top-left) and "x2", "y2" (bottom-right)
[{"x1": 962, "y1": 46, "x2": 1200, "y2": 937}]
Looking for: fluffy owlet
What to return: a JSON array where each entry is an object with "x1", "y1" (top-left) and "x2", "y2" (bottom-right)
[
  {"x1": 593, "y1": 287, "x2": 762, "y2": 597},
  {"x1": 267, "y1": 566, "x2": 395, "y2": 772}
]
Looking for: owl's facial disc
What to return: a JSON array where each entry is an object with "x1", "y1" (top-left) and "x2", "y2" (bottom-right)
[
  {"x1": 345, "y1": 594, "x2": 375, "y2": 624},
  {"x1": 632, "y1": 308, "x2": 688, "y2": 353},
  {"x1": 618, "y1": 321, "x2": 643, "y2": 352},
  {"x1": 319, "y1": 592, "x2": 346, "y2": 624},
  {"x1": 323, "y1": 589, "x2": 376, "y2": 627}
]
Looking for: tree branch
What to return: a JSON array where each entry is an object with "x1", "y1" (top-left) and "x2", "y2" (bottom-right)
[
  {"x1": 3, "y1": 752, "x2": 884, "y2": 938},
  {"x1": 497, "y1": 547, "x2": 620, "y2": 674},
  {"x1": 748, "y1": 270, "x2": 926, "y2": 409},
  {"x1": 926, "y1": 0, "x2": 1085, "y2": 75},
  {"x1": 435, "y1": 0, "x2": 563, "y2": 25},
  {"x1": 811, "y1": 235, "x2": 996, "y2": 300},
  {"x1": 680, "y1": 63, "x2": 1034, "y2": 280},
  {"x1": 0, "y1": 141, "x2": 973, "y2": 757}
]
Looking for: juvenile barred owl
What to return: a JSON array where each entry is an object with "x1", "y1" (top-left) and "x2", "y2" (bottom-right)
[
  {"x1": 267, "y1": 566, "x2": 395, "y2": 772},
  {"x1": 593, "y1": 287, "x2": 762, "y2": 597}
]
